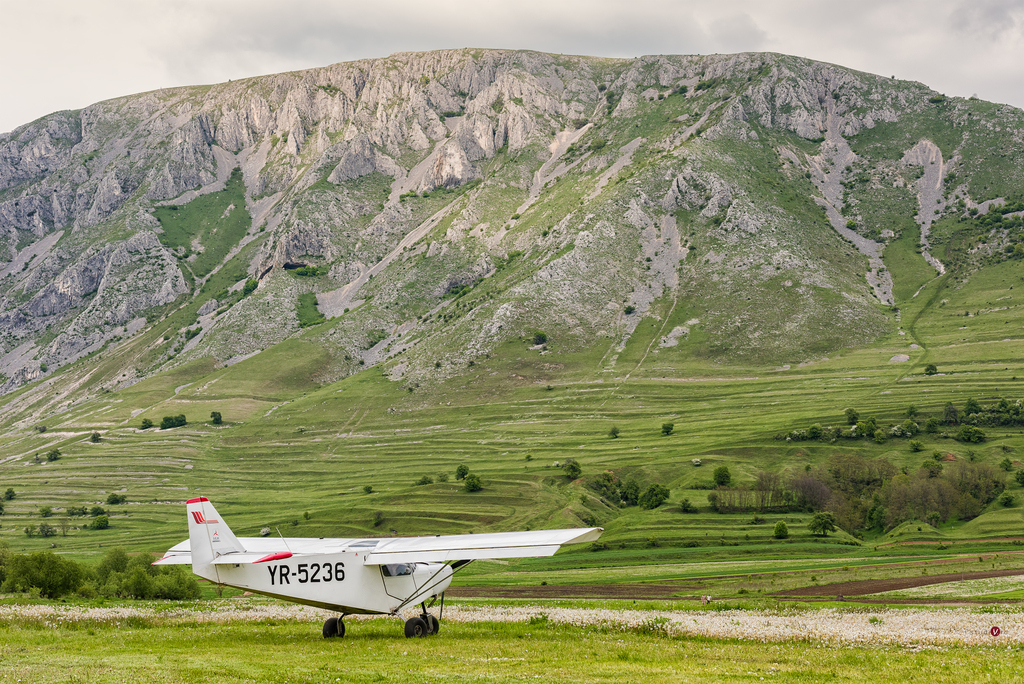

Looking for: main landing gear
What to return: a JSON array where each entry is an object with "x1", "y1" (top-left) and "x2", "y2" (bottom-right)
[
  {"x1": 404, "y1": 602, "x2": 441, "y2": 638},
  {"x1": 323, "y1": 616, "x2": 346, "y2": 638}
]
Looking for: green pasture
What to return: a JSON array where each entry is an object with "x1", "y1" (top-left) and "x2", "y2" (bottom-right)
[{"x1": 1, "y1": 604, "x2": 1023, "y2": 683}]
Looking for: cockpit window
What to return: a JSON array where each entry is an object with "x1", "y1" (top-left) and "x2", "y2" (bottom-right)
[{"x1": 382, "y1": 563, "x2": 414, "y2": 577}]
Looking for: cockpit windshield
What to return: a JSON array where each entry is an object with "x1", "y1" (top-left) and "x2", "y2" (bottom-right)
[{"x1": 382, "y1": 563, "x2": 414, "y2": 577}]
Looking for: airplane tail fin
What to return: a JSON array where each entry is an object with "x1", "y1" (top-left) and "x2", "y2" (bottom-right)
[{"x1": 186, "y1": 497, "x2": 245, "y2": 568}]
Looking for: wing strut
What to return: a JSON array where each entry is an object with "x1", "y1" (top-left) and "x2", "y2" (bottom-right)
[{"x1": 393, "y1": 559, "x2": 475, "y2": 614}]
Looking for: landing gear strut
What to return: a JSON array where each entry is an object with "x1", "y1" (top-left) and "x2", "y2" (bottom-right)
[
  {"x1": 323, "y1": 615, "x2": 346, "y2": 638},
  {"x1": 404, "y1": 601, "x2": 441, "y2": 638}
]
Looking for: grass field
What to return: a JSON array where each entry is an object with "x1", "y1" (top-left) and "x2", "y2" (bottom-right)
[{"x1": 2, "y1": 599, "x2": 1024, "y2": 683}]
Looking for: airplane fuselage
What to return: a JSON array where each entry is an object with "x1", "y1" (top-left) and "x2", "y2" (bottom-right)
[{"x1": 196, "y1": 550, "x2": 453, "y2": 614}]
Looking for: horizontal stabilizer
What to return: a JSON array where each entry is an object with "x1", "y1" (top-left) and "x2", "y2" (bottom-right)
[{"x1": 363, "y1": 527, "x2": 603, "y2": 565}]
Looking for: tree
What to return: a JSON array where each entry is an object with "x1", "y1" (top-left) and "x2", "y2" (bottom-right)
[
  {"x1": 713, "y1": 466, "x2": 732, "y2": 488},
  {"x1": 964, "y1": 398, "x2": 981, "y2": 415},
  {"x1": 532, "y1": 331, "x2": 547, "y2": 345},
  {"x1": 363, "y1": 485, "x2": 374, "y2": 494},
  {"x1": 106, "y1": 493, "x2": 127, "y2": 505},
  {"x1": 844, "y1": 408, "x2": 859, "y2": 425},
  {"x1": 3, "y1": 488, "x2": 14, "y2": 501},
  {"x1": 924, "y1": 363, "x2": 938, "y2": 375},
  {"x1": 140, "y1": 418, "x2": 153, "y2": 430},
  {"x1": 39, "y1": 506, "x2": 52, "y2": 518},
  {"x1": 808, "y1": 512, "x2": 838, "y2": 537},
  {"x1": 463, "y1": 474, "x2": 483, "y2": 492},
  {"x1": 608, "y1": 426, "x2": 620, "y2": 439},
  {"x1": 1015, "y1": 470, "x2": 1024, "y2": 487},
  {"x1": 89, "y1": 506, "x2": 107, "y2": 517},
  {"x1": 955, "y1": 425, "x2": 986, "y2": 443},
  {"x1": 943, "y1": 403, "x2": 960, "y2": 425},
  {"x1": 455, "y1": 464, "x2": 469, "y2": 480},
  {"x1": 46, "y1": 449, "x2": 61, "y2": 462},
  {"x1": 661, "y1": 422, "x2": 674, "y2": 436},
  {"x1": 210, "y1": 411, "x2": 223, "y2": 425},
  {"x1": 638, "y1": 484, "x2": 670, "y2": 510},
  {"x1": 90, "y1": 432, "x2": 101, "y2": 443},
  {"x1": 562, "y1": 459, "x2": 582, "y2": 480},
  {"x1": 905, "y1": 405, "x2": 918, "y2": 419},
  {"x1": 37, "y1": 523, "x2": 56, "y2": 538},
  {"x1": 91, "y1": 515, "x2": 110, "y2": 530},
  {"x1": 999, "y1": 457, "x2": 1014, "y2": 472},
  {"x1": 619, "y1": 479, "x2": 640, "y2": 506},
  {"x1": 773, "y1": 521, "x2": 789, "y2": 539}
]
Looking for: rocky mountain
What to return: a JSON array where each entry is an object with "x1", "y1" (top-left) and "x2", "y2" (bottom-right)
[{"x1": 2, "y1": 49, "x2": 1023, "y2": 408}]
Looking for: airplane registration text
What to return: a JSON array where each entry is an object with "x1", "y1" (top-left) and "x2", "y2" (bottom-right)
[{"x1": 268, "y1": 562, "x2": 345, "y2": 585}]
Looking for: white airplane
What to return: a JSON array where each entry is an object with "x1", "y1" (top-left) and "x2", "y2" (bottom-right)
[{"x1": 156, "y1": 497, "x2": 603, "y2": 638}]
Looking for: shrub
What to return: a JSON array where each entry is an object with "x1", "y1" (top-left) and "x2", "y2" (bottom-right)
[
  {"x1": 3, "y1": 488, "x2": 14, "y2": 501},
  {"x1": 464, "y1": 474, "x2": 483, "y2": 492},
  {"x1": 678, "y1": 498, "x2": 698, "y2": 513},
  {"x1": 455, "y1": 464, "x2": 469, "y2": 480},
  {"x1": 1016, "y1": 470, "x2": 1024, "y2": 487},
  {"x1": 436, "y1": 473, "x2": 449, "y2": 483},
  {"x1": 89, "y1": 506, "x2": 107, "y2": 517},
  {"x1": 140, "y1": 418, "x2": 153, "y2": 430},
  {"x1": 106, "y1": 493, "x2": 127, "y2": 505},
  {"x1": 661, "y1": 422, "x2": 674, "y2": 436},
  {"x1": 608, "y1": 426, "x2": 620, "y2": 438},
  {"x1": 713, "y1": 466, "x2": 732, "y2": 488},
  {"x1": 844, "y1": 408, "x2": 859, "y2": 425},
  {"x1": 623, "y1": 305, "x2": 635, "y2": 315},
  {"x1": 956, "y1": 425, "x2": 986, "y2": 443},
  {"x1": 909, "y1": 440, "x2": 923, "y2": 452},
  {"x1": 242, "y1": 279, "x2": 258, "y2": 296},
  {"x1": 532, "y1": 331, "x2": 548, "y2": 345},
  {"x1": 363, "y1": 485, "x2": 373, "y2": 494},
  {"x1": 89, "y1": 432, "x2": 101, "y2": 443},
  {"x1": 160, "y1": 415, "x2": 187, "y2": 430},
  {"x1": 0, "y1": 551, "x2": 84, "y2": 598},
  {"x1": 773, "y1": 520, "x2": 789, "y2": 539},
  {"x1": 210, "y1": 411, "x2": 222, "y2": 425},
  {"x1": 39, "y1": 506, "x2": 53, "y2": 518},
  {"x1": 639, "y1": 484, "x2": 670, "y2": 510},
  {"x1": 91, "y1": 515, "x2": 110, "y2": 530},
  {"x1": 46, "y1": 449, "x2": 61, "y2": 462},
  {"x1": 415, "y1": 475, "x2": 434, "y2": 486},
  {"x1": 999, "y1": 492, "x2": 1015, "y2": 507},
  {"x1": 999, "y1": 457, "x2": 1013, "y2": 472}
]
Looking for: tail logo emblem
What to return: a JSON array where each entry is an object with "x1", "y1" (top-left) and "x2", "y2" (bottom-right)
[{"x1": 191, "y1": 511, "x2": 219, "y2": 525}]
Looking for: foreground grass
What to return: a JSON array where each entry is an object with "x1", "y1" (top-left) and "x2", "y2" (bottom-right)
[{"x1": 2, "y1": 601, "x2": 1024, "y2": 683}]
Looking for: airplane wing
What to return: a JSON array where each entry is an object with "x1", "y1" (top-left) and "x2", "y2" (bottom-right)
[{"x1": 361, "y1": 527, "x2": 603, "y2": 565}]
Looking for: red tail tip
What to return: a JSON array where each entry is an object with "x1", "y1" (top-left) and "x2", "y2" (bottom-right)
[{"x1": 186, "y1": 497, "x2": 209, "y2": 504}]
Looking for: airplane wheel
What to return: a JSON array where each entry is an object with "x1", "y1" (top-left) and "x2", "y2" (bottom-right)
[
  {"x1": 337, "y1": 620, "x2": 346, "y2": 638},
  {"x1": 404, "y1": 616, "x2": 428, "y2": 638},
  {"x1": 427, "y1": 615, "x2": 440, "y2": 635},
  {"x1": 323, "y1": 617, "x2": 340, "y2": 638}
]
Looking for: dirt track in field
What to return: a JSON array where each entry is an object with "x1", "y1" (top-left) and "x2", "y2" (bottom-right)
[{"x1": 449, "y1": 568, "x2": 1024, "y2": 602}]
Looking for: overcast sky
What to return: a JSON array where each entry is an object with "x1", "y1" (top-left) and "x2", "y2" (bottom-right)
[{"x1": 2, "y1": 0, "x2": 1023, "y2": 134}]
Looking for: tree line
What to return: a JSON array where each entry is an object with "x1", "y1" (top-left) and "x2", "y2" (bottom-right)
[{"x1": 0, "y1": 544, "x2": 200, "y2": 600}]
